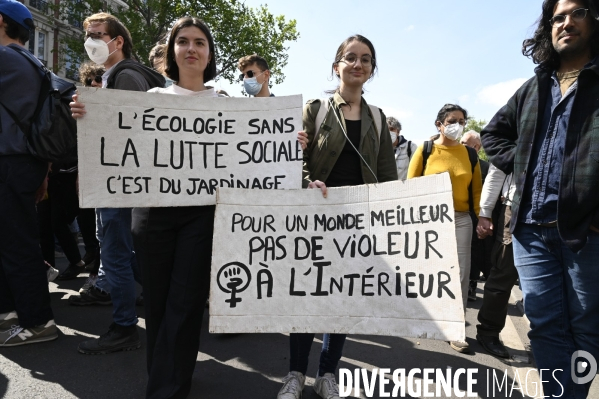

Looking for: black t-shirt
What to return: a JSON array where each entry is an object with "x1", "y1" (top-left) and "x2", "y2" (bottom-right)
[{"x1": 325, "y1": 119, "x2": 364, "y2": 187}]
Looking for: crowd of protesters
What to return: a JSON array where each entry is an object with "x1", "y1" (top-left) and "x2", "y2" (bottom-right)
[{"x1": 1, "y1": 0, "x2": 598, "y2": 398}]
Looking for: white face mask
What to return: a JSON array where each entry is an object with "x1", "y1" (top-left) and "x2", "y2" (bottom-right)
[
  {"x1": 84, "y1": 37, "x2": 117, "y2": 65},
  {"x1": 390, "y1": 132, "x2": 398, "y2": 142},
  {"x1": 441, "y1": 122, "x2": 464, "y2": 141}
]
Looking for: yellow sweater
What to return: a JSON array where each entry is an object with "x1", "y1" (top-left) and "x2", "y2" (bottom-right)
[{"x1": 407, "y1": 143, "x2": 482, "y2": 215}]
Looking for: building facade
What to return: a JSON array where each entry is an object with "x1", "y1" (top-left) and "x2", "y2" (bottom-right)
[{"x1": 22, "y1": 0, "x2": 127, "y2": 82}]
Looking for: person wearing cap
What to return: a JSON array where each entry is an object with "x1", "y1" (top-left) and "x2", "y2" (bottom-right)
[
  {"x1": 481, "y1": 0, "x2": 599, "y2": 396},
  {"x1": 0, "y1": 0, "x2": 58, "y2": 346},
  {"x1": 238, "y1": 53, "x2": 275, "y2": 97}
]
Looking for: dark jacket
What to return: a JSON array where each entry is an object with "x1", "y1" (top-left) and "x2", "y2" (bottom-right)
[
  {"x1": 481, "y1": 58, "x2": 599, "y2": 252},
  {"x1": 106, "y1": 59, "x2": 165, "y2": 90},
  {"x1": 302, "y1": 92, "x2": 397, "y2": 187},
  {"x1": 0, "y1": 44, "x2": 42, "y2": 155}
]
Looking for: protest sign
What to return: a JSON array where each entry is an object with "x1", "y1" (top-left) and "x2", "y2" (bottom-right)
[
  {"x1": 209, "y1": 174, "x2": 465, "y2": 341},
  {"x1": 76, "y1": 88, "x2": 303, "y2": 208}
]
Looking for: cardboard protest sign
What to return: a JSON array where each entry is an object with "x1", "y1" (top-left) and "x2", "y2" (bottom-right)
[
  {"x1": 77, "y1": 88, "x2": 303, "y2": 208},
  {"x1": 209, "y1": 174, "x2": 465, "y2": 341}
]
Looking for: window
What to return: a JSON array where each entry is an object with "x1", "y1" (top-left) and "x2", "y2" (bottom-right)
[
  {"x1": 64, "y1": 47, "x2": 80, "y2": 81},
  {"x1": 68, "y1": 0, "x2": 84, "y2": 29},
  {"x1": 29, "y1": 0, "x2": 48, "y2": 13},
  {"x1": 37, "y1": 32, "x2": 45, "y2": 61}
]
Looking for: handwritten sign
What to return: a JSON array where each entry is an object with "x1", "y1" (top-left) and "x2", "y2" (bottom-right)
[
  {"x1": 209, "y1": 174, "x2": 466, "y2": 341},
  {"x1": 77, "y1": 88, "x2": 303, "y2": 207}
]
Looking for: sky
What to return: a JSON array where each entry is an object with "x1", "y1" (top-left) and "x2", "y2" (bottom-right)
[{"x1": 212, "y1": 0, "x2": 544, "y2": 143}]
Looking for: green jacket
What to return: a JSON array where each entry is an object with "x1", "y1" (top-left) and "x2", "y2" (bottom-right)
[{"x1": 302, "y1": 92, "x2": 398, "y2": 188}]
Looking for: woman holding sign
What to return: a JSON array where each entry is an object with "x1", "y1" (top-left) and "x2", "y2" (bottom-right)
[
  {"x1": 71, "y1": 16, "x2": 309, "y2": 399},
  {"x1": 277, "y1": 35, "x2": 397, "y2": 399},
  {"x1": 406, "y1": 104, "x2": 482, "y2": 354},
  {"x1": 128, "y1": 18, "x2": 222, "y2": 398}
]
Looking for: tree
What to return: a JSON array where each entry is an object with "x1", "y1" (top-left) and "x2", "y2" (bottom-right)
[
  {"x1": 463, "y1": 116, "x2": 488, "y2": 161},
  {"x1": 51, "y1": 0, "x2": 299, "y2": 87}
]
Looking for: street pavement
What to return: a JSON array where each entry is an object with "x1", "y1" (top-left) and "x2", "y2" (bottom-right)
[{"x1": 1, "y1": 252, "x2": 598, "y2": 399}]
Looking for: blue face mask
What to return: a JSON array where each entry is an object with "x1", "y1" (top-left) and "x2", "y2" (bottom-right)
[{"x1": 243, "y1": 77, "x2": 263, "y2": 96}]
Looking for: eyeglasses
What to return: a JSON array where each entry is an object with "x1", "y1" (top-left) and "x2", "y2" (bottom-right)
[
  {"x1": 549, "y1": 8, "x2": 589, "y2": 28},
  {"x1": 85, "y1": 75, "x2": 102, "y2": 86},
  {"x1": 444, "y1": 120, "x2": 467, "y2": 126},
  {"x1": 85, "y1": 31, "x2": 111, "y2": 40},
  {"x1": 340, "y1": 53, "x2": 374, "y2": 67},
  {"x1": 238, "y1": 70, "x2": 265, "y2": 81}
]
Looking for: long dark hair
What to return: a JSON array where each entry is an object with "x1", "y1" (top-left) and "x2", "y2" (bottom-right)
[
  {"x1": 326, "y1": 34, "x2": 378, "y2": 95},
  {"x1": 522, "y1": 0, "x2": 599, "y2": 68},
  {"x1": 165, "y1": 17, "x2": 217, "y2": 83}
]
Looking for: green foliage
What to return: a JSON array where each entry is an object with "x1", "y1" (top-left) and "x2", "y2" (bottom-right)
[
  {"x1": 464, "y1": 117, "x2": 486, "y2": 134},
  {"x1": 462, "y1": 116, "x2": 489, "y2": 160},
  {"x1": 51, "y1": 0, "x2": 299, "y2": 85}
]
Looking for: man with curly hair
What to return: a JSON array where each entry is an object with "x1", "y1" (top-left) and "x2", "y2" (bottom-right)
[{"x1": 481, "y1": 0, "x2": 599, "y2": 397}]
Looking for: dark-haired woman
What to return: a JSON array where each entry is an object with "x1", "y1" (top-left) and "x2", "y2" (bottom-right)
[
  {"x1": 277, "y1": 34, "x2": 397, "y2": 399},
  {"x1": 407, "y1": 104, "x2": 482, "y2": 354},
  {"x1": 125, "y1": 17, "x2": 220, "y2": 399}
]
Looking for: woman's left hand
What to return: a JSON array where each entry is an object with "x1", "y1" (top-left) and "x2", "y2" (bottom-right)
[{"x1": 297, "y1": 131, "x2": 308, "y2": 150}]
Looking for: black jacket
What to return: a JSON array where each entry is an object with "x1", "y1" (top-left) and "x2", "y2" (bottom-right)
[
  {"x1": 107, "y1": 59, "x2": 165, "y2": 90},
  {"x1": 481, "y1": 58, "x2": 599, "y2": 252}
]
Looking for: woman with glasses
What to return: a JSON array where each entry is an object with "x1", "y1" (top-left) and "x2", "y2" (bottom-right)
[
  {"x1": 407, "y1": 103, "x2": 482, "y2": 354},
  {"x1": 277, "y1": 34, "x2": 397, "y2": 399}
]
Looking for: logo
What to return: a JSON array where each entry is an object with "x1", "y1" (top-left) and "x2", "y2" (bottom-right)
[
  {"x1": 216, "y1": 262, "x2": 251, "y2": 308},
  {"x1": 571, "y1": 350, "x2": 597, "y2": 385}
]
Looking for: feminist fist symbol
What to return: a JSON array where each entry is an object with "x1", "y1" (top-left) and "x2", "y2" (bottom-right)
[{"x1": 216, "y1": 262, "x2": 252, "y2": 308}]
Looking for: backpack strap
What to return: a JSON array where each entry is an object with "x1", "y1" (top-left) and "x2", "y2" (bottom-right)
[
  {"x1": 421, "y1": 140, "x2": 434, "y2": 176},
  {"x1": 314, "y1": 98, "x2": 330, "y2": 139},
  {"x1": 10, "y1": 45, "x2": 46, "y2": 71},
  {"x1": 464, "y1": 145, "x2": 479, "y2": 214},
  {"x1": 406, "y1": 140, "x2": 413, "y2": 159},
  {"x1": 4, "y1": 46, "x2": 51, "y2": 134},
  {"x1": 367, "y1": 105, "x2": 383, "y2": 139}
]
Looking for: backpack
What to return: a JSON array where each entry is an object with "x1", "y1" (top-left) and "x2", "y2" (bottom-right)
[
  {"x1": 7, "y1": 46, "x2": 77, "y2": 163},
  {"x1": 421, "y1": 140, "x2": 479, "y2": 213},
  {"x1": 312, "y1": 97, "x2": 384, "y2": 148},
  {"x1": 106, "y1": 59, "x2": 166, "y2": 90}
]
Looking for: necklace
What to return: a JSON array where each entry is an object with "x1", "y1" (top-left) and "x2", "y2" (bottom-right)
[
  {"x1": 556, "y1": 68, "x2": 582, "y2": 95},
  {"x1": 556, "y1": 68, "x2": 582, "y2": 82}
]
